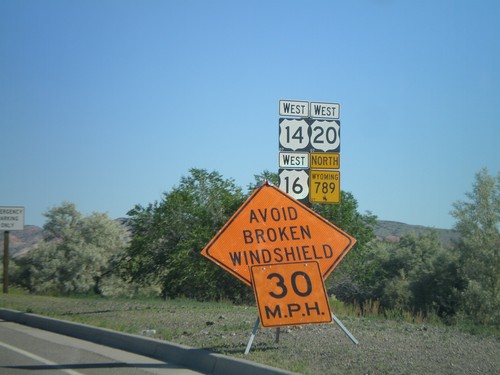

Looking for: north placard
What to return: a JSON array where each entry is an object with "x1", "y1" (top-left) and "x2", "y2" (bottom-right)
[{"x1": 310, "y1": 152, "x2": 340, "y2": 170}]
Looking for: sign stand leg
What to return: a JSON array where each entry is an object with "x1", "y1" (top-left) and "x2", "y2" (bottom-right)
[
  {"x1": 332, "y1": 313, "x2": 359, "y2": 345},
  {"x1": 244, "y1": 317, "x2": 260, "y2": 355}
]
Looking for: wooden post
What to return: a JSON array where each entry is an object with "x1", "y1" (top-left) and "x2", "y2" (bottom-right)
[{"x1": 3, "y1": 231, "x2": 9, "y2": 294}]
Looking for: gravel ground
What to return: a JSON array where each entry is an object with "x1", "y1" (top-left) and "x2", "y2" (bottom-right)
[{"x1": 1, "y1": 294, "x2": 498, "y2": 374}]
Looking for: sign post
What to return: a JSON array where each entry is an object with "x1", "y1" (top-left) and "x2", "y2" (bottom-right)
[
  {"x1": 3, "y1": 231, "x2": 8, "y2": 294},
  {"x1": 1, "y1": 206, "x2": 25, "y2": 294}
]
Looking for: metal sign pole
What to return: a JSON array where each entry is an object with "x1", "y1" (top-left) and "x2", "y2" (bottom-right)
[
  {"x1": 332, "y1": 313, "x2": 359, "y2": 345},
  {"x1": 244, "y1": 317, "x2": 260, "y2": 355}
]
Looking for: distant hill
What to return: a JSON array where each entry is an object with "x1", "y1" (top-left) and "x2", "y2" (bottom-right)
[
  {"x1": 0, "y1": 225, "x2": 43, "y2": 257},
  {"x1": 1, "y1": 219, "x2": 460, "y2": 258},
  {"x1": 373, "y1": 220, "x2": 460, "y2": 247}
]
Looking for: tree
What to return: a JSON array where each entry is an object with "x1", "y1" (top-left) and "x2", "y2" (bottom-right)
[
  {"x1": 124, "y1": 169, "x2": 251, "y2": 301},
  {"x1": 312, "y1": 192, "x2": 377, "y2": 302},
  {"x1": 125, "y1": 168, "x2": 377, "y2": 302},
  {"x1": 356, "y1": 232, "x2": 463, "y2": 319},
  {"x1": 248, "y1": 170, "x2": 279, "y2": 191},
  {"x1": 14, "y1": 202, "x2": 127, "y2": 295},
  {"x1": 42, "y1": 201, "x2": 81, "y2": 242},
  {"x1": 451, "y1": 168, "x2": 500, "y2": 325}
]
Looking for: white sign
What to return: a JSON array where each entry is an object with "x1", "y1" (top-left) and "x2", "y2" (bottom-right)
[
  {"x1": 0, "y1": 206, "x2": 25, "y2": 231},
  {"x1": 278, "y1": 99, "x2": 342, "y2": 205},
  {"x1": 278, "y1": 169, "x2": 309, "y2": 200},
  {"x1": 279, "y1": 152, "x2": 309, "y2": 169},
  {"x1": 279, "y1": 100, "x2": 309, "y2": 118},
  {"x1": 279, "y1": 119, "x2": 310, "y2": 151},
  {"x1": 310, "y1": 120, "x2": 341, "y2": 152},
  {"x1": 310, "y1": 102, "x2": 340, "y2": 119},
  {"x1": 280, "y1": 119, "x2": 341, "y2": 153}
]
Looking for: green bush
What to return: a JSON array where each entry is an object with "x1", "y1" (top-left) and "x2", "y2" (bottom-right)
[
  {"x1": 349, "y1": 232, "x2": 464, "y2": 321},
  {"x1": 124, "y1": 168, "x2": 253, "y2": 302},
  {"x1": 13, "y1": 202, "x2": 128, "y2": 295},
  {"x1": 451, "y1": 168, "x2": 499, "y2": 326}
]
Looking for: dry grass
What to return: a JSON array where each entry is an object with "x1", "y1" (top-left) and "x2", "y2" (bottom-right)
[{"x1": 1, "y1": 291, "x2": 499, "y2": 375}]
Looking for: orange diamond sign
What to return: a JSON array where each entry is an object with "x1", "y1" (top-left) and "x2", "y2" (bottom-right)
[{"x1": 201, "y1": 182, "x2": 356, "y2": 286}]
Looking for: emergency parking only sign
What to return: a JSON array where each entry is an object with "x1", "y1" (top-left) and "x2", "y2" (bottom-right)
[{"x1": 0, "y1": 206, "x2": 25, "y2": 231}]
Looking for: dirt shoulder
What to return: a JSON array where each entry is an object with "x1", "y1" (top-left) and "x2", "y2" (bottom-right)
[{"x1": 1, "y1": 294, "x2": 498, "y2": 374}]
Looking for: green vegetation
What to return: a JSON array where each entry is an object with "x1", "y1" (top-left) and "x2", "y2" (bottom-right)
[
  {"x1": 124, "y1": 168, "x2": 250, "y2": 302},
  {"x1": 451, "y1": 168, "x2": 500, "y2": 326},
  {"x1": 6, "y1": 167, "x2": 499, "y2": 329},
  {"x1": 353, "y1": 231, "x2": 464, "y2": 322},
  {"x1": 12, "y1": 202, "x2": 128, "y2": 295}
]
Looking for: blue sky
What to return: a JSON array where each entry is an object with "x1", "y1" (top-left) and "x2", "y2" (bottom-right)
[{"x1": 1, "y1": 0, "x2": 498, "y2": 229}]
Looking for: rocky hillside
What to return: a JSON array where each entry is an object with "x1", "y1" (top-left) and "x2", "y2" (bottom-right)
[
  {"x1": 1, "y1": 220, "x2": 459, "y2": 257},
  {"x1": 0, "y1": 225, "x2": 43, "y2": 257}
]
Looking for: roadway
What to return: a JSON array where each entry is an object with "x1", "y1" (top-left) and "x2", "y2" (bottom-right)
[{"x1": 0, "y1": 319, "x2": 204, "y2": 375}]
